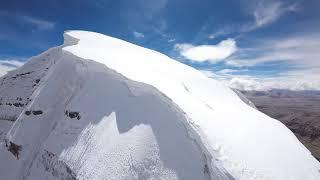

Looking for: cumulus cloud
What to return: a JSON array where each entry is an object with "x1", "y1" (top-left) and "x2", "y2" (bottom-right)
[
  {"x1": 133, "y1": 31, "x2": 145, "y2": 39},
  {"x1": 226, "y1": 75, "x2": 320, "y2": 91},
  {"x1": 175, "y1": 39, "x2": 237, "y2": 63},
  {"x1": 200, "y1": 70, "x2": 263, "y2": 90},
  {"x1": 201, "y1": 67, "x2": 320, "y2": 91},
  {"x1": 228, "y1": 77, "x2": 263, "y2": 91}
]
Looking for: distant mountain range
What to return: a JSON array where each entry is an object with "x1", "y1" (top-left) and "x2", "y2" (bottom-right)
[{"x1": 241, "y1": 89, "x2": 320, "y2": 161}]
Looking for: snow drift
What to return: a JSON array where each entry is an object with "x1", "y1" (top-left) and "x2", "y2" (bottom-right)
[{"x1": 0, "y1": 30, "x2": 319, "y2": 180}]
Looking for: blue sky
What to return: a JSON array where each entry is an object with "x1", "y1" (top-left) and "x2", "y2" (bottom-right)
[{"x1": 0, "y1": 0, "x2": 319, "y2": 90}]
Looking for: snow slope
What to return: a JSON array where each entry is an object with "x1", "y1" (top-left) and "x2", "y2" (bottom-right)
[
  {"x1": 0, "y1": 48, "x2": 57, "y2": 145},
  {"x1": 63, "y1": 31, "x2": 320, "y2": 179},
  {"x1": 0, "y1": 33, "x2": 228, "y2": 180},
  {"x1": 0, "y1": 30, "x2": 319, "y2": 180}
]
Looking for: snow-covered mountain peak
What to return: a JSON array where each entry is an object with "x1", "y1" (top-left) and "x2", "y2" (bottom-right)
[
  {"x1": 0, "y1": 30, "x2": 319, "y2": 180},
  {"x1": 62, "y1": 31, "x2": 320, "y2": 179}
]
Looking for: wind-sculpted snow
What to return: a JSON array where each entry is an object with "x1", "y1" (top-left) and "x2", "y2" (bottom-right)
[
  {"x1": 0, "y1": 47, "x2": 229, "y2": 179},
  {"x1": 0, "y1": 30, "x2": 319, "y2": 180},
  {"x1": 63, "y1": 31, "x2": 320, "y2": 180}
]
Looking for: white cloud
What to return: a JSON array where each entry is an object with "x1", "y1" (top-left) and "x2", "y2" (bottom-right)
[
  {"x1": 201, "y1": 67, "x2": 320, "y2": 91},
  {"x1": 227, "y1": 74, "x2": 320, "y2": 91},
  {"x1": 0, "y1": 60, "x2": 24, "y2": 67},
  {"x1": 207, "y1": 1, "x2": 298, "y2": 39},
  {"x1": 0, "y1": 11, "x2": 55, "y2": 31},
  {"x1": 22, "y1": 16, "x2": 55, "y2": 30},
  {"x1": 228, "y1": 77, "x2": 264, "y2": 91},
  {"x1": 210, "y1": 34, "x2": 320, "y2": 90},
  {"x1": 133, "y1": 31, "x2": 145, "y2": 39},
  {"x1": 168, "y1": 38, "x2": 176, "y2": 42},
  {"x1": 237, "y1": 0, "x2": 299, "y2": 33},
  {"x1": 253, "y1": 1, "x2": 298, "y2": 28},
  {"x1": 226, "y1": 56, "x2": 273, "y2": 67},
  {"x1": 175, "y1": 39, "x2": 237, "y2": 63},
  {"x1": 0, "y1": 60, "x2": 24, "y2": 77},
  {"x1": 207, "y1": 24, "x2": 241, "y2": 39},
  {"x1": 208, "y1": 35, "x2": 215, "y2": 39},
  {"x1": 226, "y1": 34, "x2": 320, "y2": 68},
  {"x1": 217, "y1": 68, "x2": 245, "y2": 74},
  {"x1": 195, "y1": 1, "x2": 317, "y2": 90}
]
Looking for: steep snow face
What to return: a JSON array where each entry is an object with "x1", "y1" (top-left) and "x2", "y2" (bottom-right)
[
  {"x1": 0, "y1": 47, "x2": 58, "y2": 145},
  {"x1": 0, "y1": 42, "x2": 229, "y2": 179},
  {"x1": 62, "y1": 31, "x2": 320, "y2": 180}
]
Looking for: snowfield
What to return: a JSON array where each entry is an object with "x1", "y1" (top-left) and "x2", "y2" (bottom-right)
[{"x1": 0, "y1": 30, "x2": 319, "y2": 180}]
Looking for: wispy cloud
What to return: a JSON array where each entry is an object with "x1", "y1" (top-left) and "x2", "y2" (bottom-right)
[
  {"x1": 253, "y1": 0, "x2": 298, "y2": 28},
  {"x1": 206, "y1": 33, "x2": 320, "y2": 90},
  {"x1": 207, "y1": 0, "x2": 298, "y2": 39},
  {"x1": 0, "y1": 10, "x2": 55, "y2": 31},
  {"x1": 207, "y1": 24, "x2": 241, "y2": 39},
  {"x1": 168, "y1": 38, "x2": 176, "y2": 42},
  {"x1": 21, "y1": 15, "x2": 55, "y2": 31},
  {"x1": 133, "y1": 31, "x2": 145, "y2": 39},
  {"x1": 197, "y1": 32, "x2": 320, "y2": 91},
  {"x1": 137, "y1": 0, "x2": 168, "y2": 19},
  {"x1": 217, "y1": 68, "x2": 248, "y2": 74},
  {"x1": 226, "y1": 34, "x2": 320, "y2": 68},
  {"x1": 174, "y1": 39, "x2": 237, "y2": 63}
]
